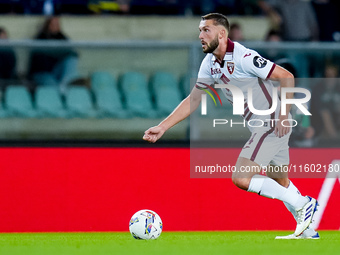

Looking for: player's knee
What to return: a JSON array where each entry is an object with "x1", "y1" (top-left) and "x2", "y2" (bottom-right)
[{"x1": 231, "y1": 175, "x2": 250, "y2": 191}]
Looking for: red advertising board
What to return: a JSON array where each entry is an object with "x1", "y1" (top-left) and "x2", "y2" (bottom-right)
[{"x1": 0, "y1": 148, "x2": 338, "y2": 232}]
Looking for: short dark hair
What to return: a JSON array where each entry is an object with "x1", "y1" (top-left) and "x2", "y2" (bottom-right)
[{"x1": 201, "y1": 13, "x2": 230, "y2": 32}]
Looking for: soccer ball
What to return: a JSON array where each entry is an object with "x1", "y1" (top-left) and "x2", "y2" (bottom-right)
[{"x1": 129, "y1": 209, "x2": 163, "y2": 240}]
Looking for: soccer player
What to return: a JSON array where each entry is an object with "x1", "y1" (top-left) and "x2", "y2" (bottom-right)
[{"x1": 143, "y1": 13, "x2": 319, "y2": 239}]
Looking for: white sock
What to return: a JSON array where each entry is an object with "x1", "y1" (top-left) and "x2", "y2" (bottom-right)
[
  {"x1": 248, "y1": 175, "x2": 309, "y2": 209},
  {"x1": 283, "y1": 181, "x2": 300, "y2": 219}
]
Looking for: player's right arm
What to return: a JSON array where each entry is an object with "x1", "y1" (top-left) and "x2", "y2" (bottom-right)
[
  {"x1": 143, "y1": 55, "x2": 212, "y2": 143},
  {"x1": 143, "y1": 87, "x2": 205, "y2": 143}
]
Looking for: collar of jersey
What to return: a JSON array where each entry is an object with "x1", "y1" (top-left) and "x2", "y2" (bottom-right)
[{"x1": 211, "y1": 38, "x2": 235, "y2": 64}]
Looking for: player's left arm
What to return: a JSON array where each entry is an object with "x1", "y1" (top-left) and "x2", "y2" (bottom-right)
[
  {"x1": 268, "y1": 65, "x2": 295, "y2": 138},
  {"x1": 240, "y1": 52, "x2": 294, "y2": 137}
]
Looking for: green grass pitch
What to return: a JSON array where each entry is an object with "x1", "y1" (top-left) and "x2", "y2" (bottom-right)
[{"x1": 0, "y1": 231, "x2": 339, "y2": 255}]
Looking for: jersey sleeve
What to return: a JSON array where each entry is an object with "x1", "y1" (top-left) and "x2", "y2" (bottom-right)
[{"x1": 240, "y1": 50, "x2": 276, "y2": 80}]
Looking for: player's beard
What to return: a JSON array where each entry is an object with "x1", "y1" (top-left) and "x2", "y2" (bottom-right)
[{"x1": 203, "y1": 35, "x2": 219, "y2": 53}]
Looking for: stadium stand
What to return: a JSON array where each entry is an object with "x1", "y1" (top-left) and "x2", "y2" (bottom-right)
[
  {"x1": 0, "y1": 14, "x2": 337, "y2": 143},
  {"x1": 65, "y1": 86, "x2": 97, "y2": 118},
  {"x1": 0, "y1": 70, "x2": 188, "y2": 119},
  {"x1": 4, "y1": 85, "x2": 38, "y2": 118},
  {"x1": 0, "y1": 99, "x2": 8, "y2": 118},
  {"x1": 35, "y1": 86, "x2": 68, "y2": 118},
  {"x1": 150, "y1": 72, "x2": 182, "y2": 116},
  {"x1": 91, "y1": 71, "x2": 129, "y2": 118},
  {"x1": 120, "y1": 71, "x2": 157, "y2": 118},
  {"x1": 180, "y1": 73, "x2": 192, "y2": 98}
]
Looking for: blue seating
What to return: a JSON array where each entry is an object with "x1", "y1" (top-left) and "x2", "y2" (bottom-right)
[
  {"x1": 180, "y1": 73, "x2": 193, "y2": 98},
  {"x1": 36, "y1": 87, "x2": 68, "y2": 118},
  {"x1": 65, "y1": 86, "x2": 97, "y2": 118},
  {"x1": 91, "y1": 71, "x2": 129, "y2": 118},
  {"x1": 150, "y1": 72, "x2": 182, "y2": 116},
  {"x1": 0, "y1": 106, "x2": 8, "y2": 118},
  {"x1": 0, "y1": 71, "x2": 194, "y2": 120},
  {"x1": 4, "y1": 86, "x2": 38, "y2": 117},
  {"x1": 91, "y1": 71, "x2": 116, "y2": 90},
  {"x1": 120, "y1": 72, "x2": 157, "y2": 118}
]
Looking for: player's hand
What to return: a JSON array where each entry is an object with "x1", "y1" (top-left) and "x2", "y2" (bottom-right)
[
  {"x1": 275, "y1": 116, "x2": 290, "y2": 138},
  {"x1": 143, "y1": 126, "x2": 166, "y2": 143}
]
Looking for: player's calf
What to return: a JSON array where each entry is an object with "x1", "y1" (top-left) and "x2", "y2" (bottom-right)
[{"x1": 266, "y1": 164, "x2": 289, "y2": 188}]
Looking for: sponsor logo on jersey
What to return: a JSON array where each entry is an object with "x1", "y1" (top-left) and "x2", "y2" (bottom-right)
[
  {"x1": 253, "y1": 56, "x2": 267, "y2": 68},
  {"x1": 227, "y1": 62, "x2": 235, "y2": 74},
  {"x1": 244, "y1": 53, "x2": 251, "y2": 58},
  {"x1": 211, "y1": 68, "x2": 222, "y2": 75}
]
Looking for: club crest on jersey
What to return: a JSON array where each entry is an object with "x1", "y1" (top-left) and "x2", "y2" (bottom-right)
[
  {"x1": 227, "y1": 62, "x2": 234, "y2": 74},
  {"x1": 211, "y1": 68, "x2": 221, "y2": 75}
]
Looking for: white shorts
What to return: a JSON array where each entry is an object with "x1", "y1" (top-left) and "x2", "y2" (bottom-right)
[{"x1": 239, "y1": 127, "x2": 291, "y2": 167}]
